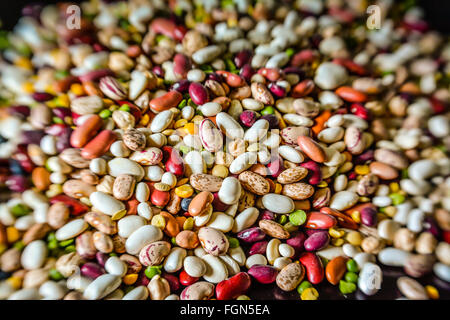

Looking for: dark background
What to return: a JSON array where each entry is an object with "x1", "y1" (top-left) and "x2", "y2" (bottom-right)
[{"x1": 0, "y1": 0, "x2": 449, "y2": 33}]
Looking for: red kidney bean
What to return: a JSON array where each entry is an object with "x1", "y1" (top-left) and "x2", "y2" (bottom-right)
[
  {"x1": 335, "y1": 86, "x2": 367, "y2": 103},
  {"x1": 80, "y1": 262, "x2": 104, "y2": 279},
  {"x1": 423, "y1": 217, "x2": 440, "y2": 238},
  {"x1": 354, "y1": 150, "x2": 374, "y2": 164},
  {"x1": 443, "y1": 231, "x2": 450, "y2": 244},
  {"x1": 234, "y1": 50, "x2": 252, "y2": 68},
  {"x1": 429, "y1": 97, "x2": 446, "y2": 114},
  {"x1": 304, "y1": 229, "x2": 327, "y2": 236},
  {"x1": 248, "y1": 241, "x2": 268, "y2": 256},
  {"x1": 239, "y1": 64, "x2": 255, "y2": 82},
  {"x1": 248, "y1": 265, "x2": 278, "y2": 284},
  {"x1": 212, "y1": 193, "x2": 230, "y2": 212},
  {"x1": 78, "y1": 69, "x2": 113, "y2": 83},
  {"x1": 237, "y1": 227, "x2": 266, "y2": 243},
  {"x1": 179, "y1": 270, "x2": 198, "y2": 286},
  {"x1": 52, "y1": 107, "x2": 72, "y2": 120},
  {"x1": 300, "y1": 161, "x2": 322, "y2": 185},
  {"x1": 216, "y1": 272, "x2": 251, "y2": 300},
  {"x1": 360, "y1": 206, "x2": 378, "y2": 227},
  {"x1": 333, "y1": 58, "x2": 366, "y2": 76},
  {"x1": 286, "y1": 231, "x2": 306, "y2": 253},
  {"x1": 162, "y1": 146, "x2": 185, "y2": 176},
  {"x1": 189, "y1": 82, "x2": 209, "y2": 105},
  {"x1": 257, "y1": 68, "x2": 282, "y2": 82},
  {"x1": 32, "y1": 92, "x2": 54, "y2": 102},
  {"x1": 299, "y1": 252, "x2": 324, "y2": 284},
  {"x1": 49, "y1": 194, "x2": 90, "y2": 216},
  {"x1": 320, "y1": 207, "x2": 359, "y2": 230},
  {"x1": 305, "y1": 212, "x2": 337, "y2": 229},
  {"x1": 9, "y1": 105, "x2": 30, "y2": 118},
  {"x1": 173, "y1": 53, "x2": 192, "y2": 78},
  {"x1": 162, "y1": 273, "x2": 180, "y2": 292},
  {"x1": 21, "y1": 130, "x2": 45, "y2": 145},
  {"x1": 6, "y1": 175, "x2": 29, "y2": 192},
  {"x1": 96, "y1": 252, "x2": 109, "y2": 267},
  {"x1": 207, "y1": 73, "x2": 223, "y2": 83},
  {"x1": 304, "y1": 231, "x2": 330, "y2": 251},
  {"x1": 216, "y1": 71, "x2": 245, "y2": 87},
  {"x1": 56, "y1": 127, "x2": 73, "y2": 152},
  {"x1": 150, "y1": 18, "x2": 178, "y2": 40},
  {"x1": 81, "y1": 130, "x2": 117, "y2": 160},
  {"x1": 150, "y1": 91, "x2": 183, "y2": 112},
  {"x1": 70, "y1": 115, "x2": 103, "y2": 148},
  {"x1": 290, "y1": 49, "x2": 317, "y2": 66},
  {"x1": 292, "y1": 79, "x2": 315, "y2": 98},
  {"x1": 170, "y1": 79, "x2": 191, "y2": 94}
]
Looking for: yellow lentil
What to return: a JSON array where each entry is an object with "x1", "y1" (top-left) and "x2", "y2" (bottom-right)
[
  {"x1": 7, "y1": 277, "x2": 22, "y2": 290},
  {"x1": 151, "y1": 215, "x2": 166, "y2": 229},
  {"x1": 274, "y1": 183, "x2": 282, "y2": 194},
  {"x1": 425, "y1": 285, "x2": 439, "y2": 299},
  {"x1": 331, "y1": 238, "x2": 344, "y2": 246},
  {"x1": 70, "y1": 83, "x2": 85, "y2": 96},
  {"x1": 384, "y1": 206, "x2": 397, "y2": 218},
  {"x1": 329, "y1": 228, "x2": 345, "y2": 239},
  {"x1": 184, "y1": 122, "x2": 196, "y2": 135},
  {"x1": 175, "y1": 185, "x2": 194, "y2": 198},
  {"x1": 211, "y1": 165, "x2": 229, "y2": 178},
  {"x1": 22, "y1": 82, "x2": 35, "y2": 93},
  {"x1": 317, "y1": 181, "x2": 328, "y2": 188},
  {"x1": 355, "y1": 165, "x2": 370, "y2": 175},
  {"x1": 175, "y1": 119, "x2": 188, "y2": 128},
  {"x1": 162, "y1": 129, "x2": 175, "y2": 136},
  {"x1": 6, "y1": 227, "x2": 20, "y2": 243},
  {"x1": 389, "y1": 182, "x2": 400, "y2": 193},
  {"x1": 183, "y1": 217, "x2": 194, "y2": 230},
  {"x1": 301, "y1": 287, "x2": 319, "y2": 300},
  {"x1": 154, "y1": 183, "x2": 171, "y2": 191},
  {"x1": 176, "y1": 178, "x2": 189, "y2": 186},
  {"x1": 345, "y1": 231, "x2": 363, "y2": 246},
  {"x1": 359, "y1": 196, "x2": 370, "y2": 203},
  {"x1": 123, "y1": 274, "x2": 138, "y2": 285},
  {"x1": 111, "y1": 209, "x2": 127, "y2": 221},
  {"x1": 351, "y1": 211, "x2": 361, "y2": 223},
  {"x1": 139, "y1": 114, "x2": 150, "y2": 126}
]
